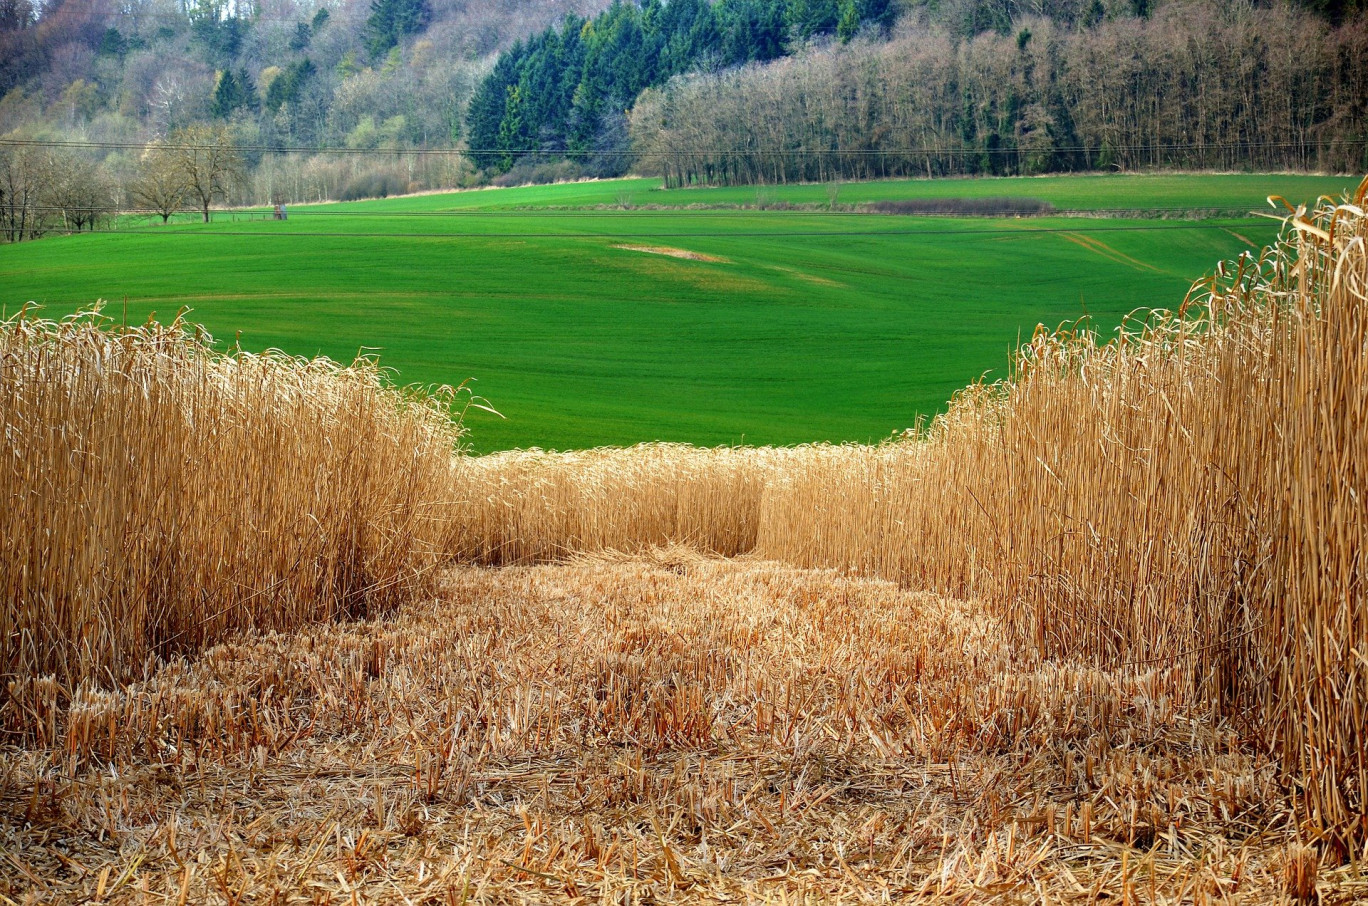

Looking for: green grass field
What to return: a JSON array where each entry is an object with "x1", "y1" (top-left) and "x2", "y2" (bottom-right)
[
  {"x1": 309, "y1": 172, "x2": 1354, "y2": 213},
  {"x1": 2, "y1": 173, "x2": 1358, "y2": 451}
]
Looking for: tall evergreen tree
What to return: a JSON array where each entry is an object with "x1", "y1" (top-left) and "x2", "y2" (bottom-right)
[
  {"x1": 211, "y1": 69, "x2": 239, "y2": 118},
  {"x1": 366, "y1": 0, "x2": 430, "y2": 58},
  {"x1": 211, "y1": 67, "x2": 258, "y2": 118}
]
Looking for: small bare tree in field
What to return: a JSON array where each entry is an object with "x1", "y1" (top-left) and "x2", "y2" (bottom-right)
[
  {"x1": 129, "y1": 141, "x2": 188, "y2": 223},
  {"x1": 46, "y1": 151, "x2": 115, "y2": 233},
  {"x1": 167, "y1": 124, "x2": 244, "y2": 223}
]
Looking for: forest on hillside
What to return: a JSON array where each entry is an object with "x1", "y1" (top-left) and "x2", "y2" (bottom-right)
[
  {"x1": 475, "y1": 0, "x2": 1367, "y2": 181},
  {"x1": 0, "y1": 0, "x2": 1366, "y2": 224},
  {"x1": 462, "y1": 0, "x2": 898, "y2": 176},
  {"x1": 0, "y1": 0, "x2": 613, "y2": 204},
  {"x1": 631, "y1": 2, "x2": 1368, "y2": 185}
]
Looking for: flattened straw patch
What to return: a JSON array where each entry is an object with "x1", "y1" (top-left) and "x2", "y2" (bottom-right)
[{"x1": 614, "y1": 244, "x2": 728, "y2": 263}]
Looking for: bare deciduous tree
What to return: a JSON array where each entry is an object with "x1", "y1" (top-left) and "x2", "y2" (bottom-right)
[
  {"x1": 0, "y1": 146, "x2": 50, "y2": 243},
  {"x1": 167, "y1": 123, "x2": 244, "y2": 223},
  {"x1": 631, "y1": 7, "x2": 1368, "y2": 187},
  {"x1": 46, "y1": 151, "x2": 115, "y2": 232},
  {"x1": 130, "y1": 141, "x2": 189, "y2": 223}
]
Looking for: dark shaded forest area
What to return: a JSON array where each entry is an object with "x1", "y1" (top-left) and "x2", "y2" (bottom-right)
[{"x1": 464, "y1": 0, "x2": 897, "y2": 174}]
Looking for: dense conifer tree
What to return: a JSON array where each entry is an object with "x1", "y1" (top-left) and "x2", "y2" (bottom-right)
[{"x1": 366, "y1": 0, "x2": 430, "y2": 58}]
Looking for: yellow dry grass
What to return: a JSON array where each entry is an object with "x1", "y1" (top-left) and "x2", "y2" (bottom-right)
[
  {"x1": 9, "y1": 557, "x2": 1364, "y2": 904},
  {"x1": 449, "y1": 445, "x2": 786, "y2": 564},
  {"x1": 0, "y1": 309, "x2": 465, "y2": 688}
]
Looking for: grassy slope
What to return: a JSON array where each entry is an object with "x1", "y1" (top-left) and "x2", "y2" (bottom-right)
[
  {"x1": 311, "y1": 172, "x2": 1355, "y2": 212},
  {"x1": 1, "y1": 173, "x2": 1356, "y2": 451}
]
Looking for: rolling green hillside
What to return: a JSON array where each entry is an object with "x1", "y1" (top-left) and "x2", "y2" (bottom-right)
[
  {"x1": 1, "y1": 173, "x2": 1355, "y2": 451},
  {"x1": 305, "y1": 172, "x2": 1355, "y2": 213}
]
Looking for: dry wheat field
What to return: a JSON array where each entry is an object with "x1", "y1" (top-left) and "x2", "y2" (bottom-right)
[{"x1": 4, "y1": 181, "x2": 1368, "y2": 903}]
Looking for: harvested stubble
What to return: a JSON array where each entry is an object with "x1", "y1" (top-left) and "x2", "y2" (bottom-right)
[
  {"x1": 7, "y1": 557, "x2": 1359, "y2": 904},
  {"x1": 0, "y1": 309, "x2": 465, "y2": 691}
]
